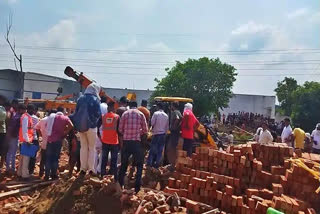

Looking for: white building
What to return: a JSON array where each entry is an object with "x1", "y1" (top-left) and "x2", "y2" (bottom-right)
[{"x1": 219, "y1": 94, "x2": 276, "y2": 118}]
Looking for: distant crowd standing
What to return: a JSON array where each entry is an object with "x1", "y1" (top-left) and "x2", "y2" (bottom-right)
[
  {"x1": 0, "y1": 84, "x2": 202, "y2": 194},
  {"x1": 222, "y1": 111, "x2": 281, "y2": 135}
]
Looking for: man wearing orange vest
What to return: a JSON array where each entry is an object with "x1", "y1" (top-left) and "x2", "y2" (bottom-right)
[
  {"x1": 17, "y1": 104, "x2": 35, "y2": 179},
  {"x1": 98, "y1": 101, "x2": 120, "y2": 180}
]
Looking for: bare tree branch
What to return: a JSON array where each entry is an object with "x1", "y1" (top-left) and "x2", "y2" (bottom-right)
[
  {"x1": 4, "y1": 12, "x2": 23, "y2": 72},
  {"x1": 14, "y1": 58, "x2": 18, "y2": 71}
]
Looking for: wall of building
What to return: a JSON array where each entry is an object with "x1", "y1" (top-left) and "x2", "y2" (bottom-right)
[
  {"x1": 0, "y1": 69, "x2": 23, "y2": 99},
  {"x1": 103, "y1": 87, "x2": 153, "y2": 106},
  {"x1": 23, "y1": 72, "x2": 81, "y2": 100},
  {"x1": 219, "y1": 94, "x2": 276, "y2": 118},
  {"x1": 23, "y1": 72, "x2": 61, "y2": 99}
]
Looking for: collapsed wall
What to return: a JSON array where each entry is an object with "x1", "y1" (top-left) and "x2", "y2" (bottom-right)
[{"x1": 165, "y1": 143, "x2": 319, "y2": 214}]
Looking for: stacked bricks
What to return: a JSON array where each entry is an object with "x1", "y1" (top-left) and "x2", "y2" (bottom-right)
[
  {"x1": 242, "y1": 142, "x2": 294, "y2": 170},
  {"x1": 166, "y1": 142, "x2": 320, "y2": 214},
  {"x1": 272, "y1": 194, "x2": 310, "y2": 214},
  {"x1": 281, "y1": 160, "x2": 320, "y2": 211}
]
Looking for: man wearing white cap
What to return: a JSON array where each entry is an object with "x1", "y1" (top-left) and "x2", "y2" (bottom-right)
[
  {"x1": 311, "y1": 123, "x2": 320, "y2": 154},
  {"x1": 181, "y1": 103, "x2": 199, "y2": 157}
]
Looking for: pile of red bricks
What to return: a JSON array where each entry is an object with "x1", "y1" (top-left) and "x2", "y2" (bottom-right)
[
  {"x1": 250, "y1": 143, "x2": 294, "y2": 169},
  {"x1": 281, "y1": 160, "x2": 320, "y2": 211},
  {"x1": 164, "y1": 143, "x2": 319, "y2": 214}
]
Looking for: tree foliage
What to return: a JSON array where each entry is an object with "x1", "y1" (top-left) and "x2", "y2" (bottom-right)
[
  {"x1": 290, "y1": 81, "x2": 320, "y2": 132},
  {"x1": 152, "y1": 57, "x2": 237, "y2": 116},
  {"x1": 275, "y1": 78, "x2": 320, "y2": 132},
  {"x1": 274, "y1": 77, "x2": 298, "y2": 116}
]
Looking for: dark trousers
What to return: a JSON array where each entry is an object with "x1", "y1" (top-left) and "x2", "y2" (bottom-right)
[
  {"x1": 101, "y1": 143, "x2": 119, "y2": 180},
  {"x1": 118, "y1": 140, "x2": 144, "y2": 193},
  {"x1": 69, "y1": 145, "x2": 81, "y2": 175},
  {"x1": 0, "y1": 133, "x2": 7, "y2": 165},
  {"x1": 167, "y1": 132, "x2": 180, "y2": 165},
  {"x1": 39, "y1": 149, "x2": 46, "y2": 177},
  {"x1": 45, "y1": 141, "x2": 62, "y2": 179},
  {"x1": 183, "y1": 138, "x2": 194, "y2": 157},
  {"x1": 29, "y1": 140, "x2": 39, "y2": 174},
  {"x1": 312, "y1": 148, "x2": 320, "y2": 154},
  {"x1": 147, "y1": 134, "x2": 166, "y2": 168}
]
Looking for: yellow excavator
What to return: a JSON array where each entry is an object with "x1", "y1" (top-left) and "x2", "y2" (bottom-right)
[{"x1": 153, "y1": 96, "x2": 217, "y2": 149}]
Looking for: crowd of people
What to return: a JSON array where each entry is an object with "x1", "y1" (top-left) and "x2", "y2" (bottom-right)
[
  {"x1": 0, "y1": 83, "x2": 201, "y2": 193},
  {"x1": 222, "y1": 112, "x2": 282, "y2": 134},
  {"x1": 253, "y1": 117, "x2": 320, "y2": 154},
  {"x1": 222, "y1": 112, "x2": 273, "y2": 128}
]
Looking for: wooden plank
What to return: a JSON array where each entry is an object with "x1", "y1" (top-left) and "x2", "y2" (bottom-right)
[
  {"x1": 2, "y1": 179, "x2": 43, "y2": 186},
  {"x1": 202, "y1": 209, "x2": 220, "y2": 214},
  {"x1": 0, "y1": 181, "x2": 57, "y2": 200},
  {"x1": 6, "y1": 183, "x2": 36, "y2": 190}
]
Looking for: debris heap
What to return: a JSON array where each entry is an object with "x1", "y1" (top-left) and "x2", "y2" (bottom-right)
[{"x1": 165, "y1": 143, "x2": 320, "y2": 214}]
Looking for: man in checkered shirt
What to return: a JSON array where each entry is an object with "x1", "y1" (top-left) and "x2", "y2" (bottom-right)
[{"x1": 118, "y1": 101, "x2": 148, "y2": 193}]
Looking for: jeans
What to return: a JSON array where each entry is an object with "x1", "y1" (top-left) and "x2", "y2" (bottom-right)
[
  {"x1": 167, "y1": 132, "x2": 180, "y2": 165},
  {"x1": 147, "y1": 134, "x2": 166, "y2": 168},
  {"x1": 45, "y1": 141, "x2": 62, "y2": 179},
  {"x1": 29, "y1": 140, "x2": 39, "y2": 174},
  {"x1": 79, "y1": 128, "x2": 97, "y2": 173},
  {"x1": 119, "y1": 140, "x2": 144, "y2": 193},
  {"x1": 101, "y1": 143, "x2": 119, "y2": 180},
  {"x1": 183, "y1": 138, "x2": 194, "y2": 157},
  {"x1": 39, "y1": 149, "x2": 46, "y2": 177},
  {"x1": 6, "y1": 137, "x2": 19, "y2": 172}
]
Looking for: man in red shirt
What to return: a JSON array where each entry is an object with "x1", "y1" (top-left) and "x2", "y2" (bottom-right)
[
  {"x1": 181, "y1": 103, "x2": 200, "y2": 157},
  {"x1": 138, "y1": 100, "x2": 150, "y2": 125},
  {"x1": 45, "y1": 107, "x2": 73, "y2": 180},
  {"x1": 118, "y1": 101, "x2": 148, "y2": 193},
  {"x1": 98, "y1": 101, "x2": 120, "y2": 180}
]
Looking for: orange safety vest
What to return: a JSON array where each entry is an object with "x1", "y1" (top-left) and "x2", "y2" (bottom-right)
[
  {"x1": 19, "y1": 113, "x2": 34, "y2": 143},
  {"x1": 101, "y1": 112, "x2": 119, "y2": 145}
]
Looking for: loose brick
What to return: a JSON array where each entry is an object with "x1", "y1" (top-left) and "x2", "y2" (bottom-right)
[
  {"x1": 225, "y1": 185, "x2": 234, "y2": 195},
  {"x1": 237, "y1": 196, "x2": 243, "y2": 207},
  {"x1": 248, "y1": 198, "x2": 255, "y2": 209},
  {"x1": 246, "y1": 189, "x2": 259, "y2": 198},
  {"x1": 232, "y1": 195, "x2": 238, "y2": 206},
  {"x1": 217, "y1": 190, "x2": 223, "y2": 200},
  {"x1": 186, "y1": 200, "x2": 200, "y2": 213},
  {"x1": 168, "y1": 178, "x2": 176, "y2": 188}
]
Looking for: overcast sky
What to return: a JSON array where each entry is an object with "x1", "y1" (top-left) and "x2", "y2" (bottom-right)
[{"x1": 0, "y1": 0, "x2": 319, "y2": 95}]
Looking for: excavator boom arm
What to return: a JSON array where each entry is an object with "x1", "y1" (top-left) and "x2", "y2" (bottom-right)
[{"x1": 64, "y1": 66, "x2": 118, "y2": 108}]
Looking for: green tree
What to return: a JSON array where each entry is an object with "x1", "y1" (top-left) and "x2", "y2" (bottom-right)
[
  {"x1": 152, "y1": 57, "x2": 237, "y2": 116},
  {"x1": 274, "y1": 77, "x2": 298, "y2": 116},
  {"x1": 291, "y1": 81, "x2": 320, "y2": 132}
]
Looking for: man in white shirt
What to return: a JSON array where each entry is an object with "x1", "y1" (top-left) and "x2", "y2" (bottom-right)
[
  {"x1": 227, "y1": 131, "x2": 234, "y2": 144},
  {"x1": 35, "y1": 113, "x2": 49, "y2": 177},
  {"x1": 147, "y1": 102, "x2": 169, "y2": 168},
  {"x1": 254, "y1": 127, "x2": 263, "y2": 142},
  {"x1": 311, "y1": 123, "x2": 320, "y2": 154},
  {"x1": 258, "y1": 122, "x2": 273, "y2": 144},
  {"x1": 100, "y1": 96, "x2": 108, "y2": 115},
  {"x1": 281, "y1": 118, "x2": 292, "y2": 146}
]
